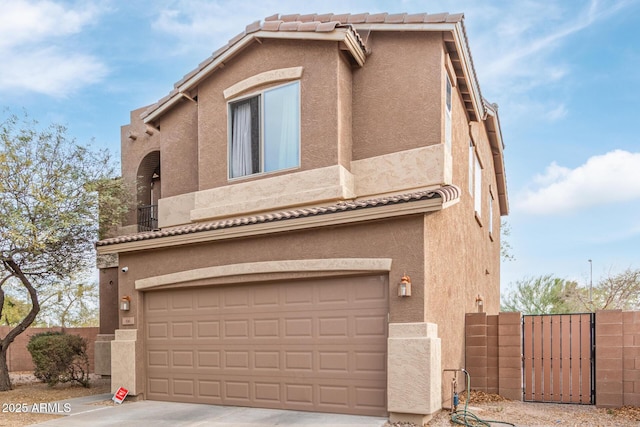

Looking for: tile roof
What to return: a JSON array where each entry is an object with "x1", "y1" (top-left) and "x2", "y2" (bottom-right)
[
  {"x1": 140, "y1": 11, "x2": 477, "y2": 123},
  {"x1": 96, "y1": 185, "x2": 460, "y2": 247}
]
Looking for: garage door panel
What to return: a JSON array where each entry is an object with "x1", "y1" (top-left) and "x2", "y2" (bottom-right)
[
  {"x1": 196, "y1": 320, "x2": 220, "y2": 338},
  {"x1": 197, "y1": 350, "x2": 221, "y2": 368},
  {"x1": 147, "y1": 322, "x2": 168, "y2": 339},
  {"x1": 171, "y1": 322, "x2": 193, "y2": 338},
  {"x1": 198, "y1": 379, "x2": 222, "y2": 399},
  {"x1": 148, "y1": 377, "x2": 170, "y2": 396},
  {"x1": 145, "y1": 275, "x2": 388, "y2": 416}
]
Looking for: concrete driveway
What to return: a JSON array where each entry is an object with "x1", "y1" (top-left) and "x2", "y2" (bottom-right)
[{"x1": 32, "y1": 394, "x2": 388, "y2": 427}]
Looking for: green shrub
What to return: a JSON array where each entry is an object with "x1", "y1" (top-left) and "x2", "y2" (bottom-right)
[{"x1": 27, "y1": 331, "x2": 90, "y2": 387}]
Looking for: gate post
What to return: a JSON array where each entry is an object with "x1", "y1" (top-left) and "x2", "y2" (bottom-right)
[
  {"x1": 595, "y1": 310, "x2": 623, "y2": 408},
  {"x1": 498, "y1": 312, "x2": 522, "y2": 401}
]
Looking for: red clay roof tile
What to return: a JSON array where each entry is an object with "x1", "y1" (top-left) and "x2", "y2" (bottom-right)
[{"x1": 97, "y1": 185, "x2": 460, "y2": 247}]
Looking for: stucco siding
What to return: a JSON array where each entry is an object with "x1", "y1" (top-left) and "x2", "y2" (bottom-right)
[
  {"x1": 158, "y1": 101, "x2": 199, "y2": 198},
  {"x1": 352, "y1": 31, "x2": 443, "y2": 160}
]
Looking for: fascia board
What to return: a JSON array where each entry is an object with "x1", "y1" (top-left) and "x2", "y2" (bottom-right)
[{"x1": 452, "y1": 22, "x2": 484, "y2": 120}]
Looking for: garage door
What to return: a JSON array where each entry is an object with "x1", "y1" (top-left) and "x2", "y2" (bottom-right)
[{"x1": 144, "y1": 275, "x2": 388, "y2": 416}]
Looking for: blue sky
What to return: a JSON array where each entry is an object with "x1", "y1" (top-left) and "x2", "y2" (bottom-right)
[{"x1": 1, "y1": 0, "x2": 639, "y2": 293}]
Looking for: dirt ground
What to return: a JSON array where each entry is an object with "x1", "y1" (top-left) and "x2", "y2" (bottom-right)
[
  {"x1": 388, "y1": 391, "x2": 640, "y2": 427},
  {"x1": 0, "y1": 372, "x2": 110, "y2": 427}
]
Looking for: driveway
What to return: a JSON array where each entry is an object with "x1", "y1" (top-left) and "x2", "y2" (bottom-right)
[{"x1": 31, "y1": 394, "x2": 388, "y2": 427}]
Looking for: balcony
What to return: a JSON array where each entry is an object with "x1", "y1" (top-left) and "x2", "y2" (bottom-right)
[{"x1": 138, "y1": 204, "x2": 158, "y2": 232}]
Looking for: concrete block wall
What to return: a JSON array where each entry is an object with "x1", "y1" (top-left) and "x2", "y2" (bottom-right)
[
  {"x1": 0, "y1": 326, "x2": 99, "y2": 372},
  {"x1": 465, "y1": 313, "x2": 489, "y2": 391},
  {"x1": 622, "y1": 311, "x2": 640, "y2": 406},
  {"x1": 465, "y1": 312, "x2": 522, "y2": 401},
  {"x1": 596, "y1": 310, "x2": 640, "y2": 408},
  {"x1": 497, "y1": 312, "x2": 522, "y2": 400}
]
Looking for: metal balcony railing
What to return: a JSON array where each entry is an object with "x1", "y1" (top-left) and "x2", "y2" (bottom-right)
[{"x1": 137, "y1": 204, "x2": 158, "y2": 232}]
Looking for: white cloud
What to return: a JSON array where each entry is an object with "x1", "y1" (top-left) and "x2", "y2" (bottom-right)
[
  {"x1": 0, "y1": 48, "x2": 107, "y2": 97},
  {"x1": 0, "y1": 0, "x2": 108, "y2": 97},
  {"x1": 516, "y1": 150, "x2": 640, "y2": 215},
  {"x1": 151, "y1": 0, "x2": 280, "y2": 54},
  {"x1": 0, "y1": 0, "x2": 98, "y2": 49}
]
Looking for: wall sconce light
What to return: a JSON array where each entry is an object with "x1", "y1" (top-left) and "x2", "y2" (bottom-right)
[
  {"x1": 120, "y1": 296, "x2": 131, "y2": 311},
  {"x1": 475, "y1": 294, "x2": 484, "y2": 313},
  {"x1": 398, "y1": 274, "x2": 412, "y2": 297}
]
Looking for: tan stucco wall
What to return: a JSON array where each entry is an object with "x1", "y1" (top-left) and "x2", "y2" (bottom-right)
[
  {"x1": 422, "y1": 68, "x2": 502, "y2": 381},
  {"x1": 352, "y1": 31, "x2": 443, "y2": 160},
  {"x1": 337, "y1": 53, "x2": 353, "y2": 169},
  {"x1": 99, "y1": 267, "x2": 119, "y2": 335},
  {"x1": 158, "y1": 101, "x2": 198, "y2": 198}
]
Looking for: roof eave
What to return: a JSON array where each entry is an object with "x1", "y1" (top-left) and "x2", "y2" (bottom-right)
[{"x1": 484, "y1": 107, "x2": 509, "y2": 215}]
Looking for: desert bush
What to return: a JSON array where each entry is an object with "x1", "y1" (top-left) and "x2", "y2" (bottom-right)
[{"x1": 27, "y1": 331, "x2": 90, "y2": 387}]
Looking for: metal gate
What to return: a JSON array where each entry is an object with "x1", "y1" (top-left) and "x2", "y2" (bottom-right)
[{"x1": 522, "y1": 314, "x2": 595, "y2": 404}]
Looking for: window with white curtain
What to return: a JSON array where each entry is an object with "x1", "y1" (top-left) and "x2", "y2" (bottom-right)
[{"x1": 229, "y1": 81, "x2": 300, "y2": 178}]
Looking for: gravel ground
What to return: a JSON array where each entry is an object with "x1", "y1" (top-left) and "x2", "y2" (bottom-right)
[
  {"x1": 385, "y1": 391, "x2": 640, "y2": 427},
  {"x1": 0, "y1": 372, "x2": 110, "y2": 427}
]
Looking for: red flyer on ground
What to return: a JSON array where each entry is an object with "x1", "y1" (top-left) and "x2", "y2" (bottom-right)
[{"x1": 113, "y1": 387, "x2": 129, "y2": 404}]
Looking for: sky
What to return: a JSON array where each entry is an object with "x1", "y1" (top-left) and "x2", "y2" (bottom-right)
[{"x1": 1, "y1": 0, "x2": 639, "y2": 294}]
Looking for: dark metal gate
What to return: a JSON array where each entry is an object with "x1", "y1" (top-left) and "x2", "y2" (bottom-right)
[{"x1": 522, "y1": 314, "x2": 595, "y2": 404}]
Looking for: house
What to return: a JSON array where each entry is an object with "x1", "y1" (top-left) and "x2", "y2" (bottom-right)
[{"x1": 95, "y1": 12, "x2": 508, "y2": 424}]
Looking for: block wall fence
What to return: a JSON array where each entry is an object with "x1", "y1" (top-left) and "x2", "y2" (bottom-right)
[
  {"x1": 0, "y1": 326, "x2": 99, "y2": 373},
  {"x1": 466, "y1": 310, "x2": 640, "y2": 408}
]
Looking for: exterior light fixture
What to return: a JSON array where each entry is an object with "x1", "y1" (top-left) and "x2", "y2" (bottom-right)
[
  {"x1": 398, "y1": 274, "x2": 412, "y2": 297},
  {"x1": 120, "y1": 296, "x2": 131, "y2": 311},
  {"x1": 475, "y1": 294, "x2": 484, "y2": 312}
]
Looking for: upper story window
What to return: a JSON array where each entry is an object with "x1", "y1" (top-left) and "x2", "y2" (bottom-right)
[
  {"x1": 474, "y1": 151, "x2": 482, "y2": 216},
  {"x1": 229, "y1": 81, "x2": 300, "y2": 178},
  {"x1": 468, "y1": 140, "x2": 474, "y2": 195},
  {"x1": 445, "y1": 74, "x2": 452, "y2": 151},
  {"x1": 489, "y1": 188, "x2": 494, "y2": 236}
]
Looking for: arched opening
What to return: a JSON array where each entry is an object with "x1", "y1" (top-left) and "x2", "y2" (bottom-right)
[{"x1": 136, "y1": 151, "x2": 161, "y2": 231}]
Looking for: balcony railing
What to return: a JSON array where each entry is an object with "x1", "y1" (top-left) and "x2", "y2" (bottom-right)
[{"x1": 138, "y1": 204, "x2": 158, "y2": 232}]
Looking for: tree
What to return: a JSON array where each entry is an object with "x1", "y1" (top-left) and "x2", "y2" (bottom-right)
[
  {"x1": 0, "y1": 112, "x2": 123, "y2": 391},
  {"x1": 1, "y1": 295, "x2": 30, "y2": 326},
  {"x1": 500, "y1": 219, "x2": 515, "y2": 262},
  {"x1": 570, "y1": 267, "x2": 640, "y2": 312},
  {"x1": 37, "y1": 274, "x2": 99, "y2": 327},
  {"x1": 501, "y1": 275, "x2": 581, "y2": 314}
]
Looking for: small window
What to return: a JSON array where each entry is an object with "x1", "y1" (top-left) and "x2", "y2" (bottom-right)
[
  {"x1": 229, "y1": 82, "x2": 300, "y2": 178},
  {"x1": 445, "y1": 74, "x2": 452, "y2": 151},
  {"x1": 489, "y1": 191, "x2": 494, "y2": 235},
  {"x1": 474, "y1": 153, "x2": 482, "y2": 216},
  {"x1": 468, "y1": 140, "x2": 474, "y2": 195}
]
